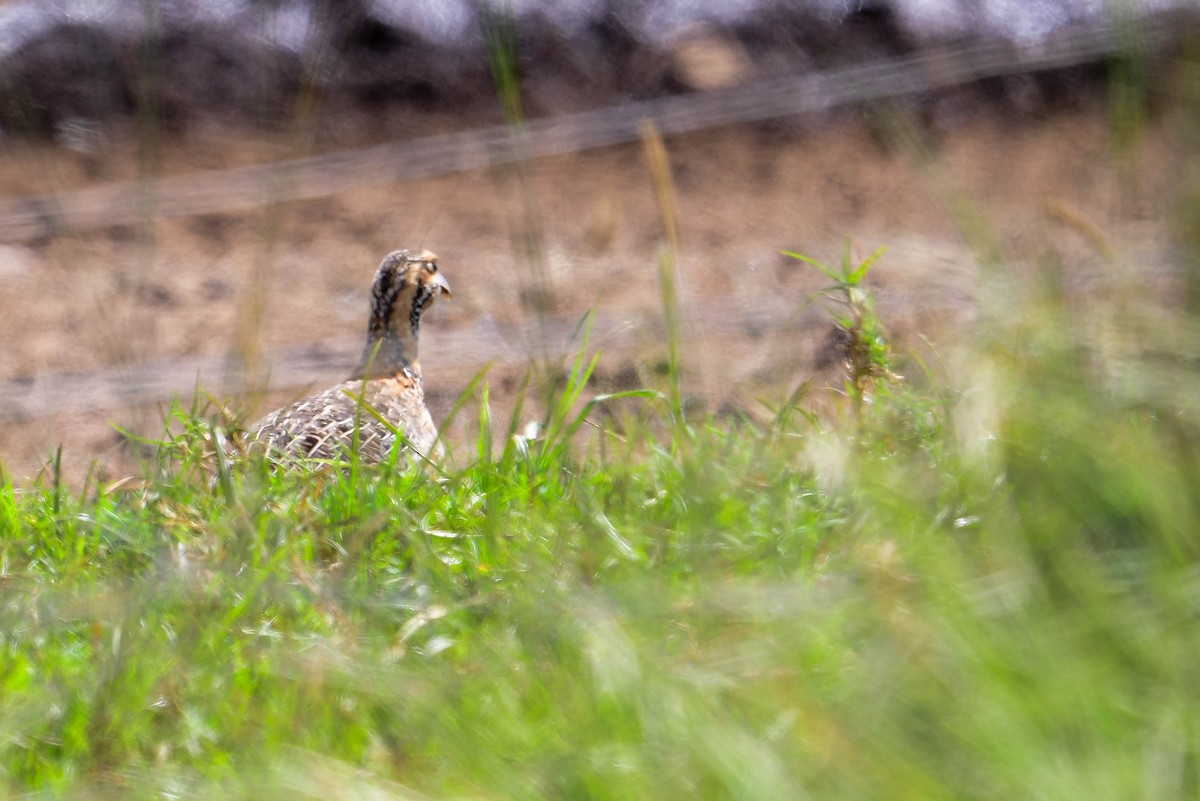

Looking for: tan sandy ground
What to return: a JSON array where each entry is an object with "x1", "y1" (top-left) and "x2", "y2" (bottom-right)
[{"x1": 0, "y1": 102, "x2": 1189, "y2": 485}]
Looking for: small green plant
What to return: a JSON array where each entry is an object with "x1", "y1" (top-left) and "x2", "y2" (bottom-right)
[{"x1": 783, "y1": 240, "x2": 898, "y2": 406}]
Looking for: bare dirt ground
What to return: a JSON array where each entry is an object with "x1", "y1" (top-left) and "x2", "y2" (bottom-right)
[{"x1": 0, "y1": 101, "x2": 1189, "y2": 485}]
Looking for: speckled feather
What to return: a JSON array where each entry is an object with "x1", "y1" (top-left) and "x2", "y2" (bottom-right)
[
  {"x1": 250, "y1": 373, "x2": 438, "y2": 462},
  {"x1": 248, "y1": 249, "x2": 450, "y2": 465}
]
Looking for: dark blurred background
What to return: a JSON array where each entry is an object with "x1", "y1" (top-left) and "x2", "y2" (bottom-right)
[{"x1": 2, "y1": 1, "x2": 1192, "y2": 136}]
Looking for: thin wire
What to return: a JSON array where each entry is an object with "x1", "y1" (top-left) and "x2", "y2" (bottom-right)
[{"x1": 0, "y1": 17, "x2": 1174, "y2": 242}]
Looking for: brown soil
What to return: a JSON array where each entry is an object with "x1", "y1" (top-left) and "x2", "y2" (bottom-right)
[{"x1": 0, "y1": 104, "x2": 1189, "y2": 485}]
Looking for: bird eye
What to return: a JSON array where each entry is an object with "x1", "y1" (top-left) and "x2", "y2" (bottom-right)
[{"x1": 425, "y1": 263, "x2": 438, "y2": 273}]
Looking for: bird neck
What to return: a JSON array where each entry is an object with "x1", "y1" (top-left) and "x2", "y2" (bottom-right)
[{"x1": 352, "y1": 327, "x2": 421, "y2": 381}]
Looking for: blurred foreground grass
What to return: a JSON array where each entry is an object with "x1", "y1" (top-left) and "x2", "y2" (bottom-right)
[{"x1": 2, "y1": 232, "x2": 1199, "y2": 800}]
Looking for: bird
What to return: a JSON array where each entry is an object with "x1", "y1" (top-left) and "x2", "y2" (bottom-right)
[{"x1": 247, "y1": 249, "x2": 451, "y2": 465}]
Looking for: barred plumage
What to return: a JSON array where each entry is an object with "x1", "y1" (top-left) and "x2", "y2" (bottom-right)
[{"x1": 249, "y1": 249, "x2": 450, "y2": 464}]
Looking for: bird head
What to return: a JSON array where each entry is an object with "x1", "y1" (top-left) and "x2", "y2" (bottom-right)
[
  {"x1": 356, "y1": 249, "x2": 451, "y2": 380},
  {"x1": 369, "y1": 249, "x2": 452, "y2": 340}
]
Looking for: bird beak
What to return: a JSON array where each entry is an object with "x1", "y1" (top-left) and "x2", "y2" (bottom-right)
[{"x1": 430, "y1": 271, "x2": 451, "y2": 299}]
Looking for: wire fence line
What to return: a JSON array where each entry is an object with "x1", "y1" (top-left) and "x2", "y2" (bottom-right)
[
  {"x1": 0, "y1": 17, "x2": 1178, "y2": 419},
  {"x1": 0, "y1": 281, "x2": 986, "y2": 421},
  {"x1": 0, "y1": 299, "x2": 818, "y2": 421},
  {"x1": 0, "y1": 17, "x2": 1177, "y2": 242}
]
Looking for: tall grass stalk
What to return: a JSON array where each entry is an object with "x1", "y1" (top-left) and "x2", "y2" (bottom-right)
[
  {"x1": 641, "y1": 120, "x2": 686, "y2": 434},
  {"x1": 484, "y1": 7, "x2": 555, "y2": 328}
]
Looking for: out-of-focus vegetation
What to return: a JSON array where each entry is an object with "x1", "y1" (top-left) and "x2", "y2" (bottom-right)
[{"x1": 4, "y1": 206, "x2": 1200, "y2": 798}]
